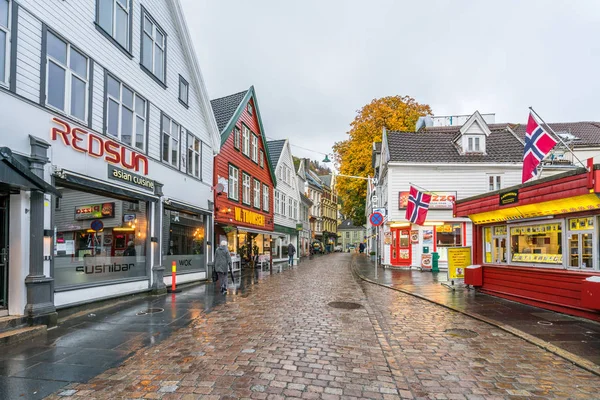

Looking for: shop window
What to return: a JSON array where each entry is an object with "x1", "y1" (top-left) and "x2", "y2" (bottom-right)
[
  {"x1": 228, "y1": 165, "x2": 238, "y2": 201},
  {"x1": 510, "y1": 222, "x2": 562, "y2": 265},
  {"x1": 484, "y1": 226, "x2": 507, "y2": 263},
  {"x1": 233, "y1": 127, "x2": 240, "y2": 150},
  {"x1": 435, "y1": 223, "x2": 462, "y2": 247},
  {"x1": 141, "y1": 9, "x2": 166, "y2": 84},
  {"x1": 163, "y1": 210, "x2": 205, "y2": 274},
  {"x1": 178, "y1": 75, "x2": 188, "y2": 106},
  {"x1": 0, "y1": 0, "x2": 10, "y2": 87},
  {"x1": 253, "y1": 179, "x2": 261, "y2": 209},
  {"x1": 242, "y1": 173, "x2": 251, "y2": 205},
  {"x1": 251, "y1": 134, "x2": 258, "y2": 163},
  {"x1": 106, "y1": 74, "x2": 146, "y2": 151},
  {"x1": 45, "y1": 30, "x2": 89, "y2": 122},
  {"x1": 53, "y1": 188, "x2": 148, "y2": 288},
  {"x1": 242, "y1": 125, "x2": 250, "y2": 156},
  {"x1": 96, "y1": 0, "x2": 131, "y2": 51},
  {"x1": 567, "y1": 217, "x2": 594, "y2": 269},
  {"x1": 187, "y1": 134, "x2": 201, "y2": 179},
  {"x1": 161, "y1": 114, "x2": 180, "y2": 168},
  {"x1": 263, "y1": 185, "x2": 269, "y2": 212}
]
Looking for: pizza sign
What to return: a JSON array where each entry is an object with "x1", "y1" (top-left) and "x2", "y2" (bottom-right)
[
  {"x1": 75, "y1": 203, "x2": 115, "y2": 220},
  {"x1": 399, "y1": 191, "x2": 456, "y2": 210}
]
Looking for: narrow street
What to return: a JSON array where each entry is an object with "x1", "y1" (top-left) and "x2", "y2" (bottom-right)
[{"x1": 1, "y1": 253, "x2": 587, "y2": 399}]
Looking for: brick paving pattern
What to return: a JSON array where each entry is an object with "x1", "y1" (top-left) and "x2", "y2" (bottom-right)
[{"x1": 46, "y1": 254, "x2": 600, "y2": 399}]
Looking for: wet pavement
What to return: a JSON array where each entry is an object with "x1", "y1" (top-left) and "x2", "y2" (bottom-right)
[
  {"x1": 354, "y1": 255, "x2": 600, "y2": 368},
  {"x1": 2, "y1": 253, "x2": 600, "y2": 399}
]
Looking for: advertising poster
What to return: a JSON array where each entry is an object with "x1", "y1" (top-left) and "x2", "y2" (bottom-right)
[
  {"x1": 421, "y1": 253, "x2": 432, "y2": 270},
  {"x1": 399, "y1": 249, "x2": 410, "y2": 259},
  {"x1": 423, "y1": 229, "x2": 433, "y2": 245},
  {"x1": 384, "y1": 232, "x2": 392, "y2": 245},
  {"x1": 448, "y1": 247, "x2": 471, "y2": 280},
  {"x1": 410, "y1": 230, "x2": 419, "y2": 244}
]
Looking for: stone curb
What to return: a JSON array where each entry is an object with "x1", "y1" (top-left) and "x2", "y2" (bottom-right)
[{"x1": 351, "y1": 262, "x2": 600, "y2": 378}]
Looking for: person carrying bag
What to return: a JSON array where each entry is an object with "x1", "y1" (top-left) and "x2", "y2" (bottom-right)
[{"x1": 214, "y1": 240, "x2": 232, "y2": 294}]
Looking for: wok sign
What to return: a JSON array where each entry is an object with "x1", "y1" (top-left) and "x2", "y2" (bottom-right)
[{"x1": 399, "y1": 191, "x2": 456, "y2": 209}]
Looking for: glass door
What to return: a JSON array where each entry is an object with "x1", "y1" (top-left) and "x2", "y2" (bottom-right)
[
  {"x1": 390, "y1": 228, "x2": 411, "y2": 266},
  {"x1": 569, "y1": 233, "x2": 593, "y2": 269},
  {"x1": 0, "y1": 195, "x2": 8, "y2": 309}
]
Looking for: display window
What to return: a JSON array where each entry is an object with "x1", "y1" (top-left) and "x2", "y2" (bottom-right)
[
  {"x1": 484, "y1": 226, "x2": 507, "y2": 263},
  {"x1": 435, "y1": 223, "x2": 463, "y2": 262},
  {"x1": 163, "y1": 209, "x2": 206, "y2": 274},
  {"x1": 54, "y1": 188, "x2": 148, "y2": 288},
  {"x1": 509, "y1": 222, "x2": 562, "y2": 264},
  {"x1": 567, "y1": 217, "x2": 594, "y2": 269}
]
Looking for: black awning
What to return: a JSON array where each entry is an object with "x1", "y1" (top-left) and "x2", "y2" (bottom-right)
[
  {"x1": 0, "y1": 147, "x2": 61, "y2": 197},
  {"x1": 164, "y1": 199, "x2": 211, "y2": 216},
  {"x1": 55, "y1": 172, "x2": 158, "y2": 203}
]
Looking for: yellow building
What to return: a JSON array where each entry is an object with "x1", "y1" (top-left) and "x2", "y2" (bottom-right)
[{"x1": 318, "y1": 174, "x2": 338, "y2": 247}]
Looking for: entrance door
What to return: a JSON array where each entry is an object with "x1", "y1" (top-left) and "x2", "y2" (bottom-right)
[
  {"x1": 390, "y1": 228, "x2": 411, "y2": 266},
  {"x1": 0, "y1": 195, "x2": 8, "y2": 309},
  {"x1": 569, "y1": 232, "x2": 593, "y2": 269}
]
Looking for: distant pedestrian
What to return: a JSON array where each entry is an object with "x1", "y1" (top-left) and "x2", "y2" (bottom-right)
[
  {"x1": 123, "y1": 241, "x2": 136, "y2": 257},
  {"x1": 214, "y1": 240, "x2": 232, "y2": 294},
  {"x1": 359, "y1": 243, "x2": 365, "y2": 254},
  {"x1": 288, "y1": 243, "x2": 296, "y2": 266}
]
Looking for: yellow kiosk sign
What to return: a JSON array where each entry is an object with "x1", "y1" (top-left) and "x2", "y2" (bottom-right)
[{"x1": 448, "y1": 247, "x2": 471, "y2": 279}]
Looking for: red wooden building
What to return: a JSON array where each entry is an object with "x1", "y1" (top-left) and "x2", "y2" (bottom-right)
[
  {"x1": 455, "y1": 161, "x2": 600, "y2": 321},
  {"x1": 210, "y1": 87, "x2": 277, "y2": 266}
]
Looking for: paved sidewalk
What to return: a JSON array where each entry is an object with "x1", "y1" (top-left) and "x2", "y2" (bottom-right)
[
  {"x1": 353, "y1": 254, "x2": 600, "y2": 371},
  {"x1": 37, "y1": 253, "x2": 600, "y2": 399}
]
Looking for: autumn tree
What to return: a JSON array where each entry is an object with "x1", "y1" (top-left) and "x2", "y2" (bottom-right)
[{"x1": 333, "y1": 96, "x2": 432, "y2": 225}]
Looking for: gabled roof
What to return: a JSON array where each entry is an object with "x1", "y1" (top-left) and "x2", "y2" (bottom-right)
[
  {"x1": 266, "y1": 140, "x2": 285, "y2": 168},
  {"x1": 337, "y1": 219, "x2": 365, "y2": 230},
  {"x1": 318, "y1": 174, "x2": 332, "y2": 187},
  {"x1": 210, "y1": 86, "x2": 277, "y2": 186},
  {"x1": 387, "y1": 125, "x2": 523, "y2": 163},
  {"x1": 210, "y1": 90, "x2": 248, "y2": 133},
  {"x1": 306, "y1": 170, "x2": 323, "y2": 190}
]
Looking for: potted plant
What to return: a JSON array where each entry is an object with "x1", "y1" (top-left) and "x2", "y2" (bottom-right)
[{"x1": 369, "y1": 251, "x2": 376, "y2": 261}]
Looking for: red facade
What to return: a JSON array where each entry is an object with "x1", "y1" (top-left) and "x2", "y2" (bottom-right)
[{"x1": 213, "y1": 97, "x2": 275, "y2": 231}]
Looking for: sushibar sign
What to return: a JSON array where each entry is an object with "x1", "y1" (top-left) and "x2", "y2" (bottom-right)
[{"x1": 51, "y1": 117, "x2": 149, "y2": 175}]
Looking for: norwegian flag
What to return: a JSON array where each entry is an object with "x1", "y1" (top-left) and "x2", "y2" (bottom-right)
[
  {"x1": 405, "y1": 186, "x2": 431, "y2": 225},
  {"x1": 522, "y1": 113, "x2": 558, "y2": 183}
]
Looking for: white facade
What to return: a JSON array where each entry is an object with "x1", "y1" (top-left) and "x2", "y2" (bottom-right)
[{"x1": 0, "y1": 0, "x2": 219, "y2": 317}]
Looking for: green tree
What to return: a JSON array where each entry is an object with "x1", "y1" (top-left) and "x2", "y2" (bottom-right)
[{"x1": 333, "y1": 96, "x2": 432, "y2": 225}]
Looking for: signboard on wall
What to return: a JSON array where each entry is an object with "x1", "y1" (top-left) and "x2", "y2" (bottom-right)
[
  {"x1": 384, "y1": 231, "x2": 392, "y2": 245},
  {"x1": 499, "y1": 189, "x2": 518, "y2": 206},
  {"x1": 421, "y1": 253, "x2": 432, "y2": 270},
  {"x1": 108, "y1": 165, "x2": 155, "y2": 191},
  {"x1": 448, "y1": 247, "x2": 471, "y2": 280},
  {"x1": 399, "y1": 191, "x2": 456, "y2": 209},
  {"x1": 410, "y1": 230, "x2": 419, "y2": 244},
  {"x1": 74, "y1": 203, "x2": 115, "y2": 220}
]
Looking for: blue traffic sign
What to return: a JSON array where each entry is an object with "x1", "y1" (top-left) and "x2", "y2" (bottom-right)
[
  {"x1": 90, "y1": 219, "x2": 104, "y2": 232},
  {"x1": 369, "y1": 212, "x2": 384, "y2": 226}
]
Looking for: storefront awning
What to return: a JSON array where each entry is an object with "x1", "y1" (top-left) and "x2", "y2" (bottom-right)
[
  {"x1": 164, "y1": 198, "x2": 211, "y2": 215},
  {"x1": 468, "y1": 193, "x2": 600, "y2": 224},
  {"x1": 237, "y1": 226, "x2": 277, "y2": 236},
  {"x1": 0, "y1": 147, "x2": 61, "y2": 197}
]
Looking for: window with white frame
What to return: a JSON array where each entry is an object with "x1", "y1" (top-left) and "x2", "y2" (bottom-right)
[
  {"x1": 285, "y1": 167, "x2": 291, "y2": 184},
  {"x1": 97, "y1": 0, "x2": 130, "y2": 50},
  {"x1": 263, "y1": 185, "x2": 269, "y2": 212},
  {"x1": 228, "y1": 165, "x2": 238, "y2": 201},
  {"x1": 242, "y1": 173, "x2": 251, "y2": 205},
  {"x1": 474, "y1": 137, "x2": 480, "y2": 151},
  {"x1": 187, "y1": 134, "x2": 201, "y2": 179},
  {"x1": 233, "y1": 127, "x2": 240, "y2": 150},
  {"x1": 275, "y1": 190, "x2": 280, "y2": 214},
  {"x1": 293, "y1": 200, "x2": 298, "y2": 220},
  {"x1": 488, "y1": 175, "x2": 502, "y2": 191},
  {"x1": 259, "y1": 150, "x2": 264, "y2": 168},
  {"x1": 242, "y1": 125, "x2": 250, "y2": 156},
  {"x1": 106, "y1": 74, "x2": 146, "y2": 150},
  {"x1": 141, "y1": 10, "x2": 166, "y2": 83},
  {"x1": 288, "y1": 196, "x2": 293, "y2": 218},
  {"x1": 0, "y1": 0, "x2": 10, "y2": 86},
  {"x1": 281, "y1": 193, "x2": 286, "y2": 217},
  {"x1": 253, "y1": 179, "x2": 260, "y2": 208},
  {"x1": 161, "y1": 114, "x2": 180, "y2": 167},
  {"x1": 251, "y1": 134, "x2": 258, "y2": 163},
  {"x1": 247, "y1": 102, "x2": 253, "y2": 115},
  {"x1": 46, "y1": 31, "x2": 89, "y2": 122},
  {"x1": 179, "y1": 75, "x2": 188, "y2": 106}
]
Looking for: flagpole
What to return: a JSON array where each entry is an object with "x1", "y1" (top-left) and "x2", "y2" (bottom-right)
[
  {"x1": 409, "y1": 182, "x2": 439, "y2": 195},
  {"x1": 528, "y1": 107, "x2": 586, "y2": 169}
]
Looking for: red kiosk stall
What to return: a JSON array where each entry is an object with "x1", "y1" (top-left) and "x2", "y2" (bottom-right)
[{"x1": 455, "y1": 162, "x2": 600, "y2": 321}]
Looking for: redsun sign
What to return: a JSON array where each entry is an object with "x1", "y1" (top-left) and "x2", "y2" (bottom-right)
[{"x1": 51, "y1": 117, "x2": 149, "y2": 175}]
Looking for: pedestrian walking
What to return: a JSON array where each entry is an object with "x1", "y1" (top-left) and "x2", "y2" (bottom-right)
[
  {"x1": 288, "y1": 242, "x2": 296, "y2": 266},
  {"x1": 214, "y1": 240, "x2": 232, "y2": 294},
  {"x1": 123, "y1": 241, "x2": 136, "y2": 257}
]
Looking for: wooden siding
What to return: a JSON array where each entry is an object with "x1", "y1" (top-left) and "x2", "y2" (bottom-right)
[
  {"x1": 15, "y1": 6, "x2": 41, "y2": 102},
  {"x1": 214, "y1": 98, "x2": 274, "y2": 231},
  {"x1": 273, "y1": 142, "x2": 300, "y2": 230}
]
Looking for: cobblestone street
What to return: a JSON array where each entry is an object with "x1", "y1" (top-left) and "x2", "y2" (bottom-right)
[{"x1": 46, "y1": 254, "x2": 600, "y2": 399}]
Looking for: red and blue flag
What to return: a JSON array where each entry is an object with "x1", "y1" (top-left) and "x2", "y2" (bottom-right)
[
  {"x1": 405, "y1": 186, "x2": 431, "y2": 225},
  {"x1": 522, "y1": 113, "x2": 558, "y2": 183}
]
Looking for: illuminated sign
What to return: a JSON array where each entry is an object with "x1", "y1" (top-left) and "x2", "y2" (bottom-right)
[
  {"x1": 51, "y1": 117, "x2": 149, "y2": 175},
  {"x1": 75, "y1": 203, "x2": 115, "y2": 220},
  {"x1": 399, "y1": 191, "x2": 456, "y2": 209},
  {"x1": 468, "y1": 194, "x2": 600, "y2": 224},
  {"x1": 234, "y1": 207, "x2": 265, "y2": 226},
  {"x1": 499, "y1": 190, "x2": 518, "y2": 206},
  {"x1": 108, "y1": 165, "x2": 155, "y2": 190}
]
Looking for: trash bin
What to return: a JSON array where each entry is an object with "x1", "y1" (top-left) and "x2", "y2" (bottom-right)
[
  {"x1": 465, "y1": 265, "x2": 483, "y2": 286},
  {"x1": 431, "y1": 252, "x2": 440, "y2": 272},
  {"x1": 422, "y1": 246, "x2": 429, "y2": 254}
]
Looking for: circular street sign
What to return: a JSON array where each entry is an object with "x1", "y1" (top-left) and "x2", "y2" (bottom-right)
[
  {"x1": 370, "y1": 212, "x2": 384, "y2": 227},
  {"x1": 90, "y1": 220, "x2": 104, "y2": 232}
]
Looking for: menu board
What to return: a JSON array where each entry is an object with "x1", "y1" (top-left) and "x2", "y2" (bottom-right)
[
  {"x1": 510, "y1": 223, "x2": 561, "y2": 235},
  {"x1": 569, "y1": 217, "x2": 594, "y2": 231},
  {"x1": 448, "y1": 247, "x2": 471, "y2": 279},
  {"x1": 512, "y1": 253, "x2": 563, "y2": 264}
]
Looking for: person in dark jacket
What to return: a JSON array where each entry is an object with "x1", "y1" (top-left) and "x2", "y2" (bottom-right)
[
  {"x1": 288, "y1": 243, "x2": 296, "y2": 266},
  {"x1": 214, "y1": 240, "x2": 232, "y2": 294},
  {"x1": 123, "y1": 241, "x2": 136, "y2": 257},
  {"x1": 359, "y1": 242, "x2": 365, "y2": 254}
]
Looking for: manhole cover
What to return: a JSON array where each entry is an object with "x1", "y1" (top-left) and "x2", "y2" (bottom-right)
[
  {"x1": 537, "y1": 320, "x2": 553, "y2": 326},
  {"x1": 136, "y1": 308, "x2": 164, "y2": 316},
  {"x1": 444, "y1": 328, "x2": 479, "y2": 338},
  {"x1": 328, "y1": 301, "x2": 362, "y2": 310}
]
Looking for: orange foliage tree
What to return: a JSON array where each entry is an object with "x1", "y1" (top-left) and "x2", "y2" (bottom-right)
[{"x1": 333, "y1": 96, "x2": 432, "y2": 225}]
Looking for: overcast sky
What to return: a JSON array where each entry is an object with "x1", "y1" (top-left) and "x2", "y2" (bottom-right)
[{"x1": 181, "y1": 0, "x2": 600, "y2": 162}]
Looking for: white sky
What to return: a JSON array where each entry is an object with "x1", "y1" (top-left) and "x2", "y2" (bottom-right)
[{"x1": 181, "y1": 0, "x2": 600, "y2": 161}]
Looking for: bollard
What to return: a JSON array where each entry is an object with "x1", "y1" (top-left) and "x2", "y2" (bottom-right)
[{"x1": 167, "y1": 260, "x2": 182, "y2": 293}]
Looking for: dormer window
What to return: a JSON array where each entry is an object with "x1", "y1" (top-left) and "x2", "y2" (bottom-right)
[
  {"x1": 464, "y1": 135, "x2": 484, "y2": 153},
  {"x1": 468, "y1": 137, "x2": 480, "y2": 152}
]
